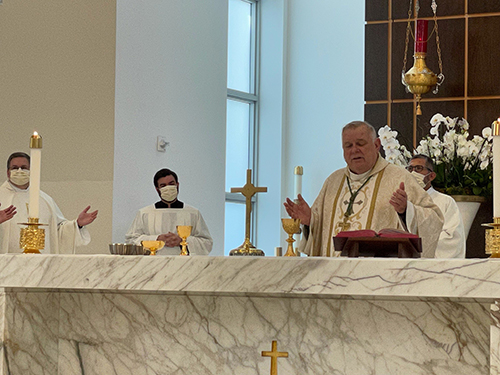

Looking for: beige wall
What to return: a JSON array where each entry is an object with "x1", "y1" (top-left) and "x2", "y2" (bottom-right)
[{"x1": 0, "y1": 0, "x2": 116, "y2": 253}]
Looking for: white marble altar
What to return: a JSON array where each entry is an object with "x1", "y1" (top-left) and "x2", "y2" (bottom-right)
[{"x1": 0, "y1": 255, "x2": 498, "y2": 374}]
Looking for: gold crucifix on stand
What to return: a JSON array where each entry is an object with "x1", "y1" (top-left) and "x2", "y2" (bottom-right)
[
  {"x1": 229, "y1": 169, "x2": 267, "y2": 256},
  {"x1": 262, "y1": 340, "x2": 288, "y2": 375}
]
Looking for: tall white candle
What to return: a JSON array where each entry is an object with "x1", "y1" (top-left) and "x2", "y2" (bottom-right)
[
  {"x1": 493, "y1": 120, "x2": 500, "y2": 217},
  {"x1": 294, "y1": 166, "x2": 303, "y2": 200},
  {"x1": 29, "y1": 132, "x2": 42, "y2": 218}
]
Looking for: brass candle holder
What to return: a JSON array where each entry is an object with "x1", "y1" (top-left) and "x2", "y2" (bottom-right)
[
  {"x1": 141, "y1": 240, "x2": 165, "y2": 256},
  {"x1": 484, "y1": 217, "x2": 500, "y2": 258},
  {"x1": 281, "y1": 218, "x2": 300, "y2": 257},
  {"x1": 19, "y1": 217, "x2": 46, "y2": 254},
  {"x1": 177, "y1": 225, "x2": 192, "y2": 256}
]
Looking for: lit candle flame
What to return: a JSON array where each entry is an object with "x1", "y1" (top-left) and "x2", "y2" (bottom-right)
[{"x1": 33, "y1": 131, "x2": 38, "y2": 136}]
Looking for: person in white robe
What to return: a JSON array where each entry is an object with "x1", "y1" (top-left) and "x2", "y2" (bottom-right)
[
  {"x1": 0, "y1": 152, "x2": 98, "y2": 254},
  {"x1": 284, "y1": 121, "x2": 444, "y2": 258},
  {"x1": 125, "y1": 168, "x2": 212, "y2": 255},
  {"x1": 408, "y1": 154, "x2": 466, "y2": 258}
]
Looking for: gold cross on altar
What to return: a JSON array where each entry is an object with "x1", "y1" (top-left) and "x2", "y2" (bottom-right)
[
  {"x1": 231, "y1": 169, "x2": 267, "y2": 240},
  {"x1": 262, "y1": 340, "x2": 288, "y2": 375}
]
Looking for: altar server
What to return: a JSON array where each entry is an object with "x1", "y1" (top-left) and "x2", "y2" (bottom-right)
[
  {"x1": 0, "y1": 152, "x2": 98, "y2": 254},
  {"x1": 284, "y1": 121, "x2": 443, "y2": 258},
  {"x1": 408, "y1": 154, "x2": 466, "y2": 258},
  {"x1": 125, "y1": 168, "x2": 213, "y2": 255}
]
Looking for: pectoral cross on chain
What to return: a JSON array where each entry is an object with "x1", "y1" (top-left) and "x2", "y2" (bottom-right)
[
  {"x1": 231, "y1": 169, "x2": 267, "y2": 241},
  {"x1": 261, "y1": 340, "x2": 288, "y2": 375}
]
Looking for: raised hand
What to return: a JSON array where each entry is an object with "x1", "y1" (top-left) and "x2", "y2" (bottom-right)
[
  {"x1": 389, "y1": 182, "x2": 407, "y2": 214},
  {"x1": 283, "y1": 194, "x2": 312, "y2": 226},
  {"x1": 0, "y1": 204, "x2": 17, "y2": 224},
  {"x1": 77, "y1": 205, "x2": 98, "y2": 227}
]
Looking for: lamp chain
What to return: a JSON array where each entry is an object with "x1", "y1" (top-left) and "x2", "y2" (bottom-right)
[
  {"x1": 432, "y1": 0, "x2": 445, "y2": 93},
  {"x1": 401, "y1": 0, "x2": 413, "y2": 89}
]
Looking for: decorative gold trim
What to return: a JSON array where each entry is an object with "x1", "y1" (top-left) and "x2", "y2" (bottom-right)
[
  {"x1": 327, "y1": 174, "x2": 346, "y2": 257},
  {"x1": 294, "y1": 166, "x2": 303, "y2": 175},
  {"x1": 451, "y1": 195, "x2": 486, "y2": 203},
  {"x1": 366, "y1": 169, "x2": 385, "y2": 229}
]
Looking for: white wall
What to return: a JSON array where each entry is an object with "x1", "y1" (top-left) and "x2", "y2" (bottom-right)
[
  {"x1": 113, "y1": 0, "x2": 228, "y2": 255},
  {"x1": 256, "y1": 0, "x2": 366, "y2": 252}
]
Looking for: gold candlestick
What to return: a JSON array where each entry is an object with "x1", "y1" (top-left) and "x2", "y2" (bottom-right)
[
  {"x1": 281, "y1": 218, "x2": 300, "y2": 257},
  {"x1": 176, "y1": 225, "x2": 192, "y2": 256},
  {"x1": 141, "y1": 240, "x2": 165, "y2": 256},
  {"x1": 483, "y1": 217, "x2": 500, "y2": 258},
  {"x1": 19, "y1": 217, "x2": 46, "y2": 254}
]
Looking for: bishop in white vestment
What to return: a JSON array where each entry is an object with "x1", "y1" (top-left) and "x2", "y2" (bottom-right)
[{"x1": 284, "y1": 121, "x2": 443, "y2": 258}]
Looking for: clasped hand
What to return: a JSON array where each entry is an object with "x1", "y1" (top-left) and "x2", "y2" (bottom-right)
[{"x1": 157, "y1": 232, "x2": 182, "y2": 247}]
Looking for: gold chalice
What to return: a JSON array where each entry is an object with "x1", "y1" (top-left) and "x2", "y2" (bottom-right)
[
  {"x1": 281, "y1": 218, "x2": 300, "y2": 257},
  {"x1": 141, "y1": 240, "x2": 165, "y2": 256},
  {"x1": 176, "y1": 225, "x2": 192, "y2": 256}
]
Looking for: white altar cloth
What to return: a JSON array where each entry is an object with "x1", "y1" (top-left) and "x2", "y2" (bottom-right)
[{"x1": 0, "y1": 255, "x2": 498, "y2": 374}]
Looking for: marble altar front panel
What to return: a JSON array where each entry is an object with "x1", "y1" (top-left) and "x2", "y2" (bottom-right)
[{"x1": 1, "y1": 290, "x2": 489, "y2": 375}]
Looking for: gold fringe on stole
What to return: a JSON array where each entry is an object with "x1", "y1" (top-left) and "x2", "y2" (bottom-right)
[
  {"x1": 326, "y1": 175, "x2": 346, "y2": 257},
  {"x1": 365, "y1": 169, "x2": 385, "y2": 230}
]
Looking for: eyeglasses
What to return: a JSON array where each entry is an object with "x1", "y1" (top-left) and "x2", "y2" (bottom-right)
[{"x1": 406, "y1": 165, "x2": 432, "y2": 173}]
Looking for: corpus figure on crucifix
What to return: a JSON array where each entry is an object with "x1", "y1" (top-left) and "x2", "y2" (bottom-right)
[{"x1": 229, "y1": 169, "x2": 267, "y2": 256}]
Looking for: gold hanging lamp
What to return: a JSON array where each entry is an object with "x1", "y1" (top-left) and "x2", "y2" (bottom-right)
[{"x1": 401, "y1": 0, "x2": 445, "y2": 115}]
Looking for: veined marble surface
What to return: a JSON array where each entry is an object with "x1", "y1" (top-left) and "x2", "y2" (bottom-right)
[
  {"x1": 0, "y1": 254, "x2": 498, "y2": 300},
  {"x1": 0, "y1": 255, "x2": 495, "y2": 374}
]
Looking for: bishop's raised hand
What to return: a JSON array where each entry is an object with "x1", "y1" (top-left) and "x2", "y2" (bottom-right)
[
  {"x1": 284, "y1": 194, "x2": 311, "y2": 226},
  {"x1": 389, "y1": 181, "x2": 407, "y2": 214}
]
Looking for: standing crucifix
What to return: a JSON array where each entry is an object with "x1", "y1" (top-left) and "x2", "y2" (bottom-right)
[
  {"x1": 229, "y1": 169, "x2": 267, "y2": 256},
  {"x1": 261, "y1": 340, "x2": 288, "y2": 375}
]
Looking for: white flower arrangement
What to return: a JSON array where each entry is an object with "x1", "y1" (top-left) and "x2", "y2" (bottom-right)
[{"x1": 379, "y1": 113, "x2": 494, "y2": 196}]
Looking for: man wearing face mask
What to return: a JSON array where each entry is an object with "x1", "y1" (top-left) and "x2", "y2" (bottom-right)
[
  {"x1": 407, "y1": 155, "x2": 466, "y2": 258},
  {"x1": 125, "y1": 168, "x2": 213, "y2": 255},
  {"x1": 0, "y1": 152, "x2": 98, "y2": 254}
]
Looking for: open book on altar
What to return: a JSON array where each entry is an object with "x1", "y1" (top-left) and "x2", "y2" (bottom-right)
[{"x1": 333, "y1": 229, "x2": 422, "y2": 258}]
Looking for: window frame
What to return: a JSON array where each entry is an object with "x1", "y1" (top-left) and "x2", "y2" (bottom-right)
[{"x1": 225, "y1": 0, "x2": 261, "y2": 246}]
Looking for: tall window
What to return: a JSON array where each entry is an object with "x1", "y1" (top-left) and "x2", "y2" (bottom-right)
[{"x1": 225, "y1": 0, "x2": 259, "y2": 255}]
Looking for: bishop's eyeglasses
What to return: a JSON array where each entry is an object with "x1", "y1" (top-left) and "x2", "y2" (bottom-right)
[{"x1": 406, "y1": 165, "x2": 432, "y2": 173}]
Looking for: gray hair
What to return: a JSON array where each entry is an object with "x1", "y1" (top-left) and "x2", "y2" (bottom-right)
[{"x1": 342, "y1": 121, "x2": 377, "y2": 141}]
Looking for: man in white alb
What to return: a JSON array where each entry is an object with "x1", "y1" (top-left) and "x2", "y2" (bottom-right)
[
  {"x1": 0, "y1": 152, "x2": 98, "y2": 253},
  {"x1": 408, "y1": 154, "x2": 466, "y2": 258},
  {"x1": 284, "y1": 121, "x2": 444, "y2": 258},
  {"x1": 125, "y1": 168, "x2": 213, "y2": 255}
]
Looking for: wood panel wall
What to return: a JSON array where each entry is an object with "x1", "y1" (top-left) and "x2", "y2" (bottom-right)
[{"x1": 364, "y1": 0, "x2": 500, "y2": 258}]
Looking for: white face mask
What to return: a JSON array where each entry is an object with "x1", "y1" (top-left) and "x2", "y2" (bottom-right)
[
  {"x1": 160, "y1": 185, "x2": 178, "y2": 202},
  {"x1": 10, "y1": 168, "x2": 30, "y2": 186},
  {"x1": 411, "y1": 171, "x2": 429, "y2": 189}
]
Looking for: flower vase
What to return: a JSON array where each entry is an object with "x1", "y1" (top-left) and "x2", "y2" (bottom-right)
[{"x1": 452, "y1": 195, "x2": 486, "y2": 240}]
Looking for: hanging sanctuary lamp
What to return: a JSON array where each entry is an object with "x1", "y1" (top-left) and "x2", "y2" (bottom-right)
[{"x1": 401, "y1": 0, "x2": 445, "y2": 115}]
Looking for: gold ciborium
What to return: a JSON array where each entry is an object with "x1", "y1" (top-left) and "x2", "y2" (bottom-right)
[
  {"x1": 176, "y1": 225, "x2": 192, "y2": 256},
  {"x1": 141, "y1": 240, "x2": 165, "y2": 256},
  {"x1": 281, "y1": 218, "x2": 300, "y2": 257}
]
